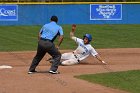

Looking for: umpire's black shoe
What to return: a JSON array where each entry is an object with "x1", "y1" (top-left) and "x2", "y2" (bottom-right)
[
  {"x1": 49, "y1": 70, "x2": 60, "y2": 74},
  {"x1": 28, "y1": 70, "x2": 37, "y2": 74}
]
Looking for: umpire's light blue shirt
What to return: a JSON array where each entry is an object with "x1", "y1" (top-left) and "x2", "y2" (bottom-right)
[{"x1": 40, "y1": 21, "x2": 63, "y2": 41}]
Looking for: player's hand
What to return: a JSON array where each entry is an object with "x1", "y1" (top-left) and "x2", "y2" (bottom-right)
[
  {"x1": 55, "y1": 45, "x2": 60, "y2": 50},
  {"x1": 72, "y1": 24, "x2": 76, "y2": 32},
  {"x1": 102, "y1": 61, "x2": 107, "y2": 65}
]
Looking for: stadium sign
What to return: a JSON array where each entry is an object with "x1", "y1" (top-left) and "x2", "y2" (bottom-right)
[
  {"x1": 0, "y1": 5, "x2": 18, "y2": 21},
  {"x1": 90, "y1": 4, "x2": 122, "y2": 20}
]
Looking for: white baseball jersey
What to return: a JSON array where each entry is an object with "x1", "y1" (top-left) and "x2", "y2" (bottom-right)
[
  {"x1": 61, "y1": 36, "x2": 98, "y2": 66},
  {"x1": 72, "y1": 36, "x2": 98, "y2": 61}
]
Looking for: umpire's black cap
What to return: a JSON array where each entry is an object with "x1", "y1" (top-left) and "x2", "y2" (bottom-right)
[{"x1": 51, "y1": 15, "x2": 58, "y2": 23}]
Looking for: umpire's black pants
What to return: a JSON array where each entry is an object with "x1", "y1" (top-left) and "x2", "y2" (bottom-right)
[{"x1": 29, "y1": 39, "x2": 61, "y2": 72}]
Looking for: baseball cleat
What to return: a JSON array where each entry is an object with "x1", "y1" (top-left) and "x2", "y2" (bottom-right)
[
  {"x1": 49, "y1": 70, "x2": 60, "y2": 74},
  {"x1": 102, "y1": 61, "x2": 107, "y2": 65},
  {"x1": 28, "y1": 70, "x2": 37, "y2": 74}
]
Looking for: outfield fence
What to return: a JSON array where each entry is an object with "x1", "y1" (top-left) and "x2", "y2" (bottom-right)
[
  {"x1": 0, "y1": 2, "x2": 140, "y2": 25},
  {"x1": 0, "y1": 0, "x2": 135, "y2": 2}
]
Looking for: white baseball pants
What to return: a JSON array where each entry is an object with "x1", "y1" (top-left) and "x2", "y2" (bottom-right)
[{"x1": 61, "y1": 52, "x2": 79, "y2": 66}]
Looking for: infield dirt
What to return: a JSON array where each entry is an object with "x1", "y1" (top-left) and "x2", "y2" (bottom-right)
[{"x1": 0, "y1": 48, "x2": 140, "y2": 93}]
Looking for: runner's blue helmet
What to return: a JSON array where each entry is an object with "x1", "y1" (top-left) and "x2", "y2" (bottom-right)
[{"x1": 83, "y1": 34, "x2": 92, "y2": 43}]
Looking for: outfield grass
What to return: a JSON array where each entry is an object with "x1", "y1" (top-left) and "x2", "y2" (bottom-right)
[
  {"x1": 0, "y1": 24, "x2": 140, "y2": 51},
  {"x1": 75, "y1": 70, "x2": 140, "y2": 93}
]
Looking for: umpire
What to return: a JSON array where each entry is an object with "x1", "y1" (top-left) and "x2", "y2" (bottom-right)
[{"x1": 28, "y1": 16, "x2": 63, "y2": 74}]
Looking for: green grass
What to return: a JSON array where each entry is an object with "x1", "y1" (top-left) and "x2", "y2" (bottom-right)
[
  {"x1": 75, "y1": 70, "x2": 140, "y2": 93},
  {"x1": 0, "y1": 24, "x2": 140, "y2": 51},
  {"x1": 0, "y1": 26, "x2": 40, "y2": 51}
]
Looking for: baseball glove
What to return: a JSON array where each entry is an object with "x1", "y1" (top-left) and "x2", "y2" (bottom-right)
[{"x1": 72, "y1": 24, "x2": 76, "y2": 32}]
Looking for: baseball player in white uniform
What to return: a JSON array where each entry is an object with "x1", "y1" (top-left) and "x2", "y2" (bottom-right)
[{"x1": 48, "y1": 24, "x2": 107, "y2": 66}]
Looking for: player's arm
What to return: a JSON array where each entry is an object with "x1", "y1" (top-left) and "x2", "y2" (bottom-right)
[
  {"x1": 38, "y1": 31, "x2": 42, "y2": 41},
  {"x1": 38, "y1": 26, "x2": 44, "y2": 41},
  {"x1": 38, "y1": 32, "x2": 41, "y2": 41},
  {"x1": 56, "y1": 26, "x2": 64, "y2": 49},
  {"x1": 70, "y1": 24, "x2": 76, "y2": 39},
  {"x1": 90, "y1": 47, "x2": 107, "y2": 65},
  {"x1": 95, "y1": 54, "x2": 107, "y2": 65},
  {"x1": 70, "y1": 24, "x2": 80, "y2": 44},
  {"x1": 57, "y1": 35, "x2": 63, "y2": 49}
]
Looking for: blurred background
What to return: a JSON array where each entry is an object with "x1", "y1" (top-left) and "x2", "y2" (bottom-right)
[{"x1": 0, "y1": 0, "x2": 140, "y2": 3}]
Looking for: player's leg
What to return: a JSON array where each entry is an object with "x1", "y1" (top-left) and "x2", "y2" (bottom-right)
[
  {"x1": 61, "y1": 59, "x2": 79, "y2": 66},
  {"x1": 47, "y1": 52, "x2": 75, "y2": 63},
  {"x1": 61, "y1": 52, "x2": 75, "y2": 59},
  {"x1": 47, "y1": 43, "x2": 61, "y2": 72},
  {"x1": 28, "y1": 40, "x2": 47, "y2": 72}
]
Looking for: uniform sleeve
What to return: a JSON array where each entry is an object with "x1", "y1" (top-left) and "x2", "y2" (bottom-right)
[
  {"x1": 71, "y1": 36, "x2": 76, "y2": 41},
  {"x1": 71, "y1": 37, "x2": 82, "y2": 44},
  {"x1": 90, "y1": 47, "x2": 98, "y2": 57},
  {"x1": 58, "y1": 26, "x2": 63, "y2": 36}
]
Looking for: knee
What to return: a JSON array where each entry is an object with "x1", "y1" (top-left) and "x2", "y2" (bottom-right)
[
  {"x1": 61, "y1": 61, "x2": 68, "y2": 66},
  {"x1": 61, "y1": 61, "x2": 76, "y2": 66},
  {"x1": 57, "y1": 53, "x2": 61, "y2": 60},
  {"x1": 53, "y1": 53, "x2": 61, "y2": 61}
]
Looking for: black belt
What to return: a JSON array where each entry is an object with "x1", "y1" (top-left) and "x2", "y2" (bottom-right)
[
  {"x1": 73, "y1": 52, "x2": 80, "y2": 62},
  {"x1": 40, "y1": 38, "x2": 52, "y2": 42}
]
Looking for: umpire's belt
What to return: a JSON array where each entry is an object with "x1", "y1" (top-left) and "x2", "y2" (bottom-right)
[
  {"x1": 40, "y1": 38, "x2": 52, "y2": 42},
  {"x1": 73, "y1": 52, "x2": 80, "y2": 62}
]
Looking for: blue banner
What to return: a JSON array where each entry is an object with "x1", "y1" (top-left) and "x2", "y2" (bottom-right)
[
  {"x1": 0, "y1": 5, "x2": 18, "y2": 21},
  {"x1": 90, "y1": 4, "x2": 122, "y2": 20}
]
